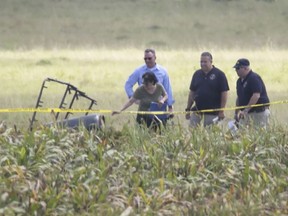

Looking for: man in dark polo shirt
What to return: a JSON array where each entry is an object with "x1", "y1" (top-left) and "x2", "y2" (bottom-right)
[
  {"x1": 185, "y1": 52, "x2": 229, "y2": 127},
  {"x1": 233, "y1": 58, "x2": 270, "y2": 128}
]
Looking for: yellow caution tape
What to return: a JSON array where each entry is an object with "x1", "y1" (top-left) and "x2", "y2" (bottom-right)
[
  {"x1": 0, "y1": 108, "x2": 112, "y2": 113},
  {"x1": 0, "y1": 100, "x2": 287, "y2": 114}
]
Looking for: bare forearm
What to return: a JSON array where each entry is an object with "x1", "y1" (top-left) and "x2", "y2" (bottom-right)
[
  {"x1": 235, "y1": 97, "x2": 240, "y2": 114},
  {"x1": 161, "y1": 94, "x2": 168, "y2": 103},
  {"x1": 217, "y1": 91, "x2": 228, "y2": 118},
  {"x1": 220, "y1": 91, "x2": 228, "y2": 109},
  {"x1": 245, "y1": 93, "x2": 260, "y2": 111},
  {"x1": 120, "y1": 98, "x2": 136, "y2": 112},
  {"x1": 186, "y1": 91, "x2": 195, "y2": 110}
]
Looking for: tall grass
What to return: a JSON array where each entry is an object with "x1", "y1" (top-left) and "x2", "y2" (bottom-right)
[
  {"x1": 0, "y1": 121, "x2": 287, "y2": 215},
  {"x1": 0, "y1": 48, "x2": 287, "y2": 214},
  {"x1": 0, "y1": 49, "x2": 287, "y2": 129}
]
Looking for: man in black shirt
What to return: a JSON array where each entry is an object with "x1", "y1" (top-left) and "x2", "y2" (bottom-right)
[
  {"x1": 233, "y1": 58, "x2": 270, "y2": 128},
  {"x1": 185, "y1": 52, "x2": 229, "y2": 127}
]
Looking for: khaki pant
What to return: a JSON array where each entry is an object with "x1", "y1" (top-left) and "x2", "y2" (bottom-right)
[
  {"x1": 239, "y1": 109, "x2": 270, "y2": 129},
  {"x1": 189, "y1": 113, "x2": 218, "y2": 127}
]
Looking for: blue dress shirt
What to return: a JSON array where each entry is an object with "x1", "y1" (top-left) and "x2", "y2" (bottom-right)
[{"x1": 125, "y1": 64, "x2": 175, "y2": 106}]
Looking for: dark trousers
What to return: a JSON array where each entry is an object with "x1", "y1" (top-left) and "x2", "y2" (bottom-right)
[{"x1": 136, "y1": 114, "x2": 167, "y2": 131}]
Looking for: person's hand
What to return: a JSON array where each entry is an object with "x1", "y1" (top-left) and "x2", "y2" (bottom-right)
[
  {"x1": 218, "y1": 111, "x2": 225, "y2": 120},
  {"x1": 238, "y1": 109, "x2": 248, "y2": 119},
  {"x1": 158, "y1": 99, "x2": 165, "y2": 107},
  {"x1": 238, "y1": 111, "x2": 245, "y2": 119},
  {"x1": 234, "y1": 112, "x2": 239, "y2": 122},
  {"x1": 185, "y1": 110, "x2": 191, "y2": 120},
  {"x1": 168, "y1": 106, "x2": 174, "y2": 119},
  {"x1": 112, "y1": 111, "x2": 120, "y2": 116}
]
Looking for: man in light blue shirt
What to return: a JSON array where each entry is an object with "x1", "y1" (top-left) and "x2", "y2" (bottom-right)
[{"x1": 125, "y1": 48, "x2": 175, "y2": 112}]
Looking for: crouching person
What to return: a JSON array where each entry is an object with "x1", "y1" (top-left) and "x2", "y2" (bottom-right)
[{"x1": 112, "y1": 72, "x2": 168, "y2": 131}]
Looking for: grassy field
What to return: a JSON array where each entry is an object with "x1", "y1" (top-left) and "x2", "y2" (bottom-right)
[
  {"x1": 0, "y1": 110, "x2": 287, "y2": 215},
  {"x1": 0, "y1": 0, "x2": 287, "y2": 215},
  {"x1": 0, "y1": 0, "x2": 288, "y2": 49},
  {"x1": 0, "y1": 49, "x2": 287, "y2": 129}
]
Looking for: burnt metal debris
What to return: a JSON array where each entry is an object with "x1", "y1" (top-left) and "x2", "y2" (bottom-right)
[{"x1": 29, "y1": 78, "x2": 105, "y2": 131}]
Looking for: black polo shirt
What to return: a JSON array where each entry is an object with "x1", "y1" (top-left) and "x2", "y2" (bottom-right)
[
  {"x1": 189, "y1": 66, "x2": 229, "y2": 113},
  {"x1": 236, "y1": 70, "x2": 269, "y2": 112}
]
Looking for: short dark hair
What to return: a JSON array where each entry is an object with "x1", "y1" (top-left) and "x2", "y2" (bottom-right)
[
  {"x1": 144, "y1": 48, "x2": 156, "y2": 55},
  {"x1": 201, "y1": 52, "x2": 213, "y2": 60},
  {"x1": 142, "y1": 72, "x2": 158, "y2": 85}
]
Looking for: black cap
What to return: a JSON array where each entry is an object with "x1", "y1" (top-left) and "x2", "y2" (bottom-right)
[{"x1": 233, "y1": 58, "x2": 250, "y2": 68}]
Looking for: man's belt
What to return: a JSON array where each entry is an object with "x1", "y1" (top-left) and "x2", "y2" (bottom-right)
[{"x1": 250, "y1": 106, "x2": 269, "y2": 113}]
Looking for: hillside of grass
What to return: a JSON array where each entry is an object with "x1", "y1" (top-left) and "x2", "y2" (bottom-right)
[{"x1": 0, "y1": 0, "x2": 287, "y2": 49}]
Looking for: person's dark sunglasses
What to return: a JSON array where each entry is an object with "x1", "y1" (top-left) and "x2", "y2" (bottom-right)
[
  {"x1": 144, "y1": 57, "x2": 152, "y2": 61},
  {"x1": 235, "y1": 66, "x2": 241, "y2": 70}
]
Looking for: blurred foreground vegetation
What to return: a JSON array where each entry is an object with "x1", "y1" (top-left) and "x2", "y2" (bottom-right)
[{"x1": 0, "y1": 123, "x2": 287, "y2": 215}]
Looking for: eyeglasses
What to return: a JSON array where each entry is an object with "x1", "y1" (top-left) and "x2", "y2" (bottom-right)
[
  {"x1": 235, "y1": 67, "x2": 241, "y2": 71},
  {"x1": 144, "y1": 57, "x2": 152, "y2": 61}
]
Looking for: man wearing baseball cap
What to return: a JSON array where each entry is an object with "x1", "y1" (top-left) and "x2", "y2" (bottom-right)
[{"x1": 233, "y1": 58, "x2": 270, "y2": 128}]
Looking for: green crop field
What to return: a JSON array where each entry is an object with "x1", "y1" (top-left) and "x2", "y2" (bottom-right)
[{"x1": 0, "y1": 0, "x2": 287, "y2": 215}]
